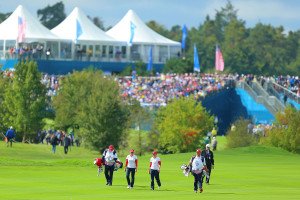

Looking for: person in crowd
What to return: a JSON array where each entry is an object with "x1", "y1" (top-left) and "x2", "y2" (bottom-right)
[
  {"x1": 202, "y1": 144, "x2": 214, "y2": 184},
  {"x1": 64, "y1": 134, "x2": 71, "y2": 154},
  {"x1": 45, "y1": 130, "x2": 51, "y2": 145},
  {"x1": 211, "y1": 127, "x2": 217, "y2": 137},
  {"x1": 283, "y1": 94, "x2": 288, "y2": 105},
  {"x1": 102, "y1": 145, "x2": 118, "y2": 186},
  {"x1": 206, "y1": 131, "x2": 212, "y2": 142},
  {"x1": 50, "y1": 134, "x2": 58, "y2": 154},
  {"x1": 46, "y1": 48, "x2": 51, "y2": 60},
  {"x1": 189, "y1": 149, "x2": 207, "y2": 193},
  {"x1": 5, "y1": 126, "x2": 15, "y2": 147},
  {"x1": 231, "y1": 124, "x2": 236, "y2": 131},
  {"x1": 124, "y1": 149, "x2": 138, "y2": 189},
  {"x1": 247, "y1": 122, "x2": 254, "y2": 134},
  {"x1": 212, "y1": 136, "x2": 218, "y2": 151},
  {"x1": 149, "y1": 151, "x2": 161, "y2": 190}
]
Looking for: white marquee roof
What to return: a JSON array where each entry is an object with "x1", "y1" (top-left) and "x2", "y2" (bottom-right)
[
  {"x1": 106, "y1": 10, "x2": 181, "y2": 46},
  {"x1": 51, "y1": 7, "x2": 121, "y2": 44},
  {"x1": 0, "y1": 5, "x2": 59, "y2": 42}
]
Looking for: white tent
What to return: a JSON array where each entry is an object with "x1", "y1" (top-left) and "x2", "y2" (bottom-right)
[
  {"x1": 106, "y1": 9, "x2": 181, "y2": 63},
  {"x1": 51, "y1": 7, "x2": 120, "y2": 44},
  {"x1": 106, "y1": 9, "x2": 180, "y2": 46},
  {"x1": 0, "y1": 5, "x2": 59, "y2": 42}
]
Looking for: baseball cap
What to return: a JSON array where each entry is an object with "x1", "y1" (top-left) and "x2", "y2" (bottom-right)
[
  {"x1": 196, "y1": 149, "x2": 201, "y2": 154},
  {"x1": 152, "y1": 151, "x2": 158, "y2": 155},
  {"x1": 206, "y1": 144, "x2": 210, "y2": 148},
  {"x1": 109, "y1": 145, "x2": 114, "y2": 150},
  {"x1": 10, "y1": 126, "x2": 13, "y2": 129}
]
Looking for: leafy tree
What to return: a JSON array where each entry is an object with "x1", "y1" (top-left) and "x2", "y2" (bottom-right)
[
  {"x1": 163, "y1": 57, "x2": 192, "y2": 73},
  {"x1": 37, "y1": 1, "x2": 66, "y2": 29},
  {"x1": 154, "y1": 97, "x2": 214, "y2": 153},
  {"x1": 146, "y1": 20, "x2": 169, "y2": 38},
  {"x1": 0, "y1": 71, "x2": 10, "y2": 132},
  {"x1": 125, "y1": 99, "x2": 151, "y2": 156},
  {"x1": 53, "y1": 69, "x2": 128, "y2": 150},
  {"x1": 169, "y1": 25, "x2": 182, "y2": 44},
  {"x1": 246, "y1": 24, "x2": 288, "y2": 75},
  {"x1": 223, "y1": 19, "x2": 249, "y2": 73},
  {"x1": 214, "y1": 0, "x2": 238, "y2": 42},
  {"x1": 2, "y1": 61, "x2": 47, "y2": 141}
]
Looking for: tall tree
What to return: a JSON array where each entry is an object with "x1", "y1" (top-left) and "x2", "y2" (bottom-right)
[
  {"x1": 246, "y1": 23, "x2": 288, "y2": 75},
  {"x1": 196, "y1": 16, "x2": 218, "y2": 71},
  {"x1": 214, "y1": 0, "x2": 238, "y2": 42},
  {"x1": 37, "y1": 1, "x2": 66, "y2": 29},
  {"x1": 223, "y1": 19, "x2": 249, "y2": 73},
  {"x1": 2, "y1": 61, "x2": 47, "y2": 141},
  {"x1": 53, "y1": 69, "x2": 129, "y2": 150}
]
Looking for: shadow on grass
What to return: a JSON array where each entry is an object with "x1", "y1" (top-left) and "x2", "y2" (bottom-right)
[{"x1": 109, "y1": 185, "x2": 177, "y2": 192}]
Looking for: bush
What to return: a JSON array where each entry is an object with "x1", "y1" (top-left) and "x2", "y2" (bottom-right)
[
  {"x1": 226, "y1": 119, "x2": 257, "y2": 148},
  {"x1": 261, "y1": 106, "x2": 300, "y2": 153}
]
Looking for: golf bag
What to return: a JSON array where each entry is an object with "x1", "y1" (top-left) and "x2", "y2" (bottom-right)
[
  {"x1": 94, "y1": 158, "x2": 103, "y2": 176},
  {"x1": 114, "y1": 159, "x2": 123, "y2": 171},
  {"x1": 180, "y1": 164, "x2": 190, "y2": 177}
]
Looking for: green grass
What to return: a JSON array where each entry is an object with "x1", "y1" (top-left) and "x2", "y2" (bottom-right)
[{"x1": 0, "y1": 139, "x2": 300, "y2": 200}]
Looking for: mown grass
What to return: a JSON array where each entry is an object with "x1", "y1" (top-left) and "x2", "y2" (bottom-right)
[{"x1": 0, "y1": 138, "x2": 299, "y2": 200}]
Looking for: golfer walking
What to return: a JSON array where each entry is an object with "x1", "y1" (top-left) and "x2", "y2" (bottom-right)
[
  {"x1": 149, "y1": 151, "x2": 161, "y2": 190},
  {"x1": 124, "y1": 149, "x2": 138, "y2": 189},
  {"x1": 189, "y1": 149, "x2": 207, "y2": 193},
  {"x1": 202, "y1": 144, "x2": 214, "y2": 184},
  {"x1": 102, "y1": 145, "x2": 118, "y2": 186},
  {"x1": 5, "y1": 126, "x2": 15, "y2": 147}
]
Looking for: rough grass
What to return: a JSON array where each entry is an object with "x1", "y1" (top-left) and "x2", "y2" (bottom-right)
[{"x1": 0, "y1": 139, "x2": 299, "y2": 200}]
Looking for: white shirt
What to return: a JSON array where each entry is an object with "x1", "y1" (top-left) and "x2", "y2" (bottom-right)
[
  {"x1": 126, "y1": 154, "x2": 138, "y2": 168},
  {"x1": 103, "y1": 150, "x2": 118, "y2": 166},
  {"x1": 150, "y1": 157, "x2": 161, "y2": 170},
  {"x1": 192, "y1": 156, "x2": 206, "y2": 171}
]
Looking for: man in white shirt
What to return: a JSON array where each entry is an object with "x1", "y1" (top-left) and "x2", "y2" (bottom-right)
[
  {"x1": 125, "y1": 149, "x2": 138, "y2": 189},
  {"x1": 189, "y1": 149, "x2": 207, "y2": 193},
  {"x1": 149, "y1": 151, "x2": 161, "y2": 190},
  {"x1": 102, "y1": 145, "x2": 118, "y2": 186}
]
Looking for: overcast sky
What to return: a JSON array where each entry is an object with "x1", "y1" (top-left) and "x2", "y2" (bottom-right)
[{"x1": 1, "y1": 0, "x2": 300, "y2": 31}]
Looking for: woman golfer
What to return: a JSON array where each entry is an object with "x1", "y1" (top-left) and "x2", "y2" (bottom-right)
[
  {"x1": 124, "y1": 149, "x2": 138, "y2": 189},
  {"x1": 149, "y1": 151, "x2": 161, "y2": 190}
]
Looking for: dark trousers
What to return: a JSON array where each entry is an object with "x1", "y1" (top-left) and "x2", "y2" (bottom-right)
[
  {"x1": 64, "y1": 146, "x2": 69, "y2": 154},
  {"x1": 7, "y1": 138, "x2": 13, "y2": 147},
  {"x1": 205, "y1": 165, "x2": 212, "y2": 183},
  {"x1": 126, "y1": 168, "x2": 136, "y2": 187},
  {"x1": 193, "y1": 172, "x2": 203, "y2": 191},
  {"x1": 150, "y1": 169, "x2": 161, "y2": 190},
  {"x1": 105, "y1": 165, "x2": 115, "y2": 185}
]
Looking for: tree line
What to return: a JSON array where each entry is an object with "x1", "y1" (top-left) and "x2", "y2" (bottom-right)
[
  {"x1": 1, "y1": 1, "x2": 300, "y2": 75},
  {"x1": 0, "y1": 61, "x2": 213, "y2": 153}
]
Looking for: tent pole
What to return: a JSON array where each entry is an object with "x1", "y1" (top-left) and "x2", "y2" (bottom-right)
[
  {"x1": 58, "y1": 41, "x2": 61, "y2": 60},
  {"x1": 3, "y1": 40, "x2": 6, "y2": 59}
]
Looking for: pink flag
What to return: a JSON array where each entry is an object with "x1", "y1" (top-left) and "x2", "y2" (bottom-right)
[
  {"x1": 215, "y1": 45, "x2": 224, "y2": 71},
  {"x1": 17, "y1": 16, "x2": 26, "y2": 43}
]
